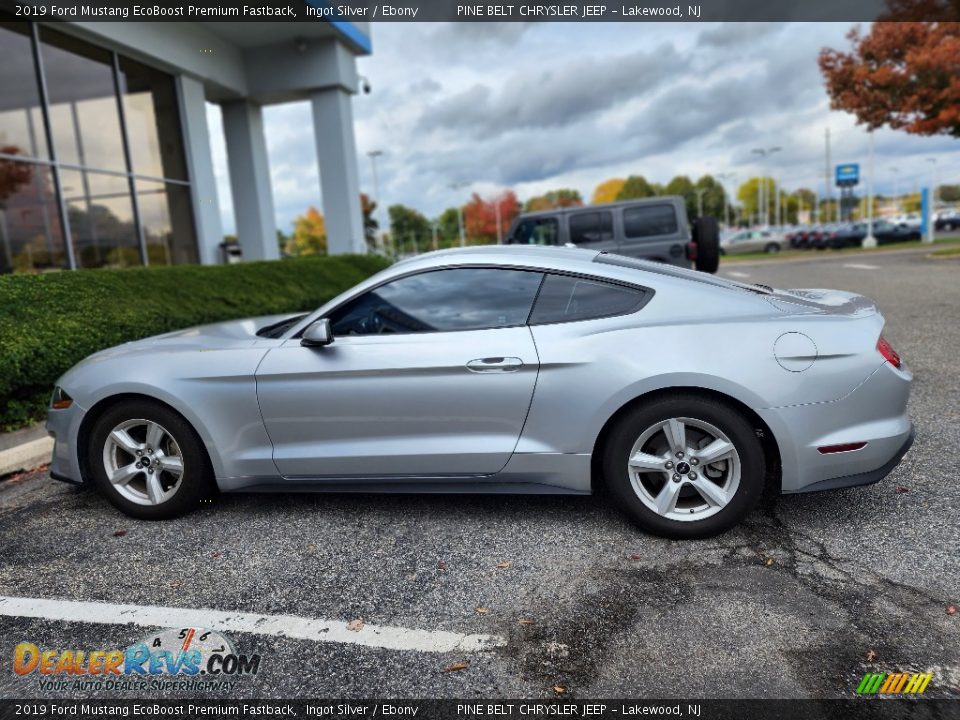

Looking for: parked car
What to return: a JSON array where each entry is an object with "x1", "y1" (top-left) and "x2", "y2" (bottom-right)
[
  {"x1": 934, "y1": 210, "x2": 960, "y2": 232},
  {"x1": 719, "y1": 229, "x2": 785, "y2": 255},
  {"x1": 47, "y1": 246, "x2": 913, "y2": 539},
  {"x1": 506, "y1": 196, "x2": 721, "y2": 273}
]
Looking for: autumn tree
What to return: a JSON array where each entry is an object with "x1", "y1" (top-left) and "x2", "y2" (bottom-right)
[
  {"x1": 819, "y1": 19, "x2": 960, "y2": 137},
  {"x1": 436, "y1": 207, "x2": 462, "y2": 247},
  {"x1": 591, "y1": 178, "x2": 626, "y2": 204},
  {"x1": 616, "y1": 175, "x2": 657, "y2": 201},
  {"x1": 285, "y1": 207, "x2": 326, "y2": 256},
  {"x1": 360, "y1": 193, "x2": 379, "y2": 250},
  {"x1": 524, "y1": 189, "x2": 583, "y2": 212},
  {"x1": 463, "y1": 191, "x2": 520, "y2": 244},
  {"x1": 0, "y1": 148, "x2": 32, "y2": 204}
]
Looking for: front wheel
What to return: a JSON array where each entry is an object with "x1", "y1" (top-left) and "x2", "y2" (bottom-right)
[
  {"x1": 603, "y1": 394, "x2": 765, "y2": 538},
  {"x1": 89, "y1": 400, "x2": 213, "y2": 519},
  {"x1": 764, "y1": 243, "x2": 780, "y2": 254}
]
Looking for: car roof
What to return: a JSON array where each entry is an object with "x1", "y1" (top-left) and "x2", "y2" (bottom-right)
[{"x1": 513, "y1": 196, "x2": 681, "y2": 220}]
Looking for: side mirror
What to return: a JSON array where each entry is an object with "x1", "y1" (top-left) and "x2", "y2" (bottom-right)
[{"x1": 301, "y1": 319, "x2": 333, "y2": 347}]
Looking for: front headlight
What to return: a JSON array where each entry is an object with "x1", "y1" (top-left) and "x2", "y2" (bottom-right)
[{"x1": 50, "y1": 386, "x2": 73, "y2": 410}]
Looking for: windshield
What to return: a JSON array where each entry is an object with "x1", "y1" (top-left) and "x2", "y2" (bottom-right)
[{"x1": 256, "y1": 314, "x2": 307, "y2": 339}]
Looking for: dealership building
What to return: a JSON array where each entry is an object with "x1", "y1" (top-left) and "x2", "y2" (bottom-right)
[{"x1": 0, "y1": 18, "x2": 371, "y2": 274}]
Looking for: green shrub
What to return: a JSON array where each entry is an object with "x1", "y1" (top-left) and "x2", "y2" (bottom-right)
[{"x1": 0, "y1": 255, "x2": 390, "y2": 432}]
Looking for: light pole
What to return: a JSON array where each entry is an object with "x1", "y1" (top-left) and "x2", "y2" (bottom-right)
[
  {"x1": 890, "y1": 166, "x2": 900, "y2": 214},
  {"x1": 863, "y1": 130, "x2": 877, "y2": 248},
  {"x1": 695, "y1": 188, "x2": 707, "y2": 219},
  {"x1": 448, "y1": 182, "x2": 468, "y2": 247},
  {"x1": 367, "y1": 150, "x2": 385, "y2": 252},
  {"x1": 494, "y1": 197, "x2": 504, "y2": 244},
  {"x1": 925, "y1": 158, "x2": 937, "y2": 243},
  {"x1": 717, "y1": 172, "x2": 734, "y2": 228},
  {"x1": 751, "y1": 147, "x2": 781, "y2": 226}
]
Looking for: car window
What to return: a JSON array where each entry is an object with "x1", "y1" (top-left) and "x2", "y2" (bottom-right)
[
  {"x1": 623, "y1": 204, "x2": 678, "y2": 239},
  {"x1": 510, "y1": 217, "x2": 559, "y2": 245},
  {"x1": 328, "y1": 268, "x2": 544, "y2": 336},
  {"x1": 569, "y1": 211, "x2": 614, "y2": 245},
  {"x1": 529, "y1": 274, "x2": 649, "y2": 325}
]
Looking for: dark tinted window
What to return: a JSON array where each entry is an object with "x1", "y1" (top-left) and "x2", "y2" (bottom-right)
[
  {"x1": 329, "y1": 268, "x2": 544, "y2": 335},
  {"x1": 623, "y1": 204, "x2": 678, "y2": 238},
  {"x1": 509, "y1": 217, "x2": 559, "y2": 245},
  {"x1": 569, "y1": 211, "x2": 613, "y2": 245},
  {"x1": 529, "y1": 274, "x2": 648, "y2": 325}
]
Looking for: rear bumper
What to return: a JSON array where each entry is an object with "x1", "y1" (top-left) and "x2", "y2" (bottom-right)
[{"x1": 787, "y1": 427, "x2": 914, "y2": 494}]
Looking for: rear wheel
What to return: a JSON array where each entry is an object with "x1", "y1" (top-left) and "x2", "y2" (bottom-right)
[
  {"x1": 602, "y1": 394, "x2": 765, "y2": 538},
  {"x1": 692, "y1": 217, "x2": 720, "y2": 274},
  {"x1": 89, "y1": 400, "x2": 213, "y2": 519},
  {"x1": 763, "y1": 243, "x2": 780, "y2": 254}
]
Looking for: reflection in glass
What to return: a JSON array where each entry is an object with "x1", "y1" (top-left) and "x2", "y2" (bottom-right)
[
  {"x1": 119, "y1": 57, "x2": 188, "y2": 181},
  {"x1": 137, "y1": 180, "x2": 198, "y2": 265},
  {"x1": 60, "y1": 168, "x2": 140, "y2": 268},
  {"x1": 40, "y1": 27, "x2": 125, "y2": 171},
  {"x1": 0, "y1": 21, "x2": 48, "y2": 159},
  {"x1": 0, "y1": 160, "x2": 67, "y2": 273}
]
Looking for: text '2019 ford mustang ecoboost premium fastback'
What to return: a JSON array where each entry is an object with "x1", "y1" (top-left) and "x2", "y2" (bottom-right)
[{"x1": 46, "y1": 246, "x2": 914, "y2": 538}]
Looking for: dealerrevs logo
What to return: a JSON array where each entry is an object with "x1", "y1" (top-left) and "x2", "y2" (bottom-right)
[{"x1": 14, "y1": 628, "x2": 260, "y2": 692}]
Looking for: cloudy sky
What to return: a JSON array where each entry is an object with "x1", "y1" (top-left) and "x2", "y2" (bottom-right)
[{"x1": 207, "y1": 22, "x2": 960, "y2": 234}]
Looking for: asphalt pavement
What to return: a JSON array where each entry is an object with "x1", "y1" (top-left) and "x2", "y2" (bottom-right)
[{"x1": 1, "y1": 246, "x2": 957, "y2": 700}]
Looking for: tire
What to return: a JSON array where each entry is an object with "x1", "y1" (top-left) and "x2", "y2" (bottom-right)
[
  {"x1": 88, "y1": 399, "x2": 214, "y2": 519},
  {"x1": 692, "y1": 217, "x2": 720, "y2": 274},
  {"x1": 763, "y1": 243, "x2": 780, "y2": 254},
  {"x1": 602, "y1": 394, "x2": 765, "y2": 539}
]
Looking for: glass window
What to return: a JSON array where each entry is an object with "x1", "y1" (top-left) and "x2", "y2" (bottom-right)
[
  {"x1": 0, "y1": 21, "x2": 48, "y2": 160},
  {"x1": 137, "y1": 180, "x2": 197, "y2": 265},
  {"x1": 61, "y1": 168, "x2": 139, "y2": 268},
  {"x1": 529, "y1": 274, "x2": 649, "y2": 325},
  {"x1": 623, "y1": 204, "x2": 678, "y2": 238},
  {"x1": 329, "y1": 268, "x2": 544, "y2": 335},
  {"x1": 0, "y1": 160, "x2": 67, "y2": 273},
  {"x1": 119, "y1": 57, "x2": 188, "y2": 181},
  {"x1": 510, "y1": 217, "x2": 559, "y2": 246},
  {"x1": 40, "y1": 28, "x2": 125, "y2": 172},
  {"x1": 569, "y1": 211, "x2": 613, "y2": 245}
]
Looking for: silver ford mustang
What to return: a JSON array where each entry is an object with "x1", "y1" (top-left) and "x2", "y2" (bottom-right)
[{"x1": 46, "y1": 246, "x2": 914, "y2": 538}]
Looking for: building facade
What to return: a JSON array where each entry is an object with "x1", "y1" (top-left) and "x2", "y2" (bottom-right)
[{"x1": 0, "y1": 18, "x2": 371, "y2": 274}]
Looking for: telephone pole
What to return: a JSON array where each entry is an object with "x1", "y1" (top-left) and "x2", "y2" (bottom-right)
[{"x1": 825, "y1": 128, "x2": 833, "y2": 222}]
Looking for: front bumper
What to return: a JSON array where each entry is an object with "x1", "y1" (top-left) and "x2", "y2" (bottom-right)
[{"x1": 45, "y1": 400, "x2": 87, "y2": 485}]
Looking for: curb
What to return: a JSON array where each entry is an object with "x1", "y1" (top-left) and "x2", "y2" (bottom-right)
[{"x1": 0, "y1": 424, "x2": 53, "y2": 477}]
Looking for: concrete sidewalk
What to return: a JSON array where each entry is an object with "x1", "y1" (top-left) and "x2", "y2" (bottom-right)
[{"x1": 0, "y1": 423, "x2": 53, "y2": 477}]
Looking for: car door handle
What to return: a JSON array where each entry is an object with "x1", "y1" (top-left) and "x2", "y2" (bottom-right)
[{"x1": 466, "y1": 357, "x2": 524, "y2": 373}]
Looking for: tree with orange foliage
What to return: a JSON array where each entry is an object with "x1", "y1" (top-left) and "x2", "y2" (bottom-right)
[
  {"x1": 463, "y1": 191, "x2": 520, "y2": 244},
  {"x1": 819, "y1": 16, "x2": 960, "y2": 137},
  {"x1": 285, "y1": 206, "x2": 327, "y2": 256},
  {"x1": 591, "y1": 179, "x2": 626, "y2": 205},
  {"x1": 0, "y1": 147, "x2": 33, "y2": 204}
]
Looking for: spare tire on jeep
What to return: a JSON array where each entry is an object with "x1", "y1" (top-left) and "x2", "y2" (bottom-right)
[{"x1": 692, "y1": 216, "x2": 720, "y2": 274}]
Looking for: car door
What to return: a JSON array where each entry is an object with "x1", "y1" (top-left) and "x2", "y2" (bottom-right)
[{"x1": 255, "y1": 267, "x2": 544, "y2": 479}]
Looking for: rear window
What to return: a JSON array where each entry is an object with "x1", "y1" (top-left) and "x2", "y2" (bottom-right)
[
  {"x1": 569, "y1": 211, "x2": 614, "y2": 245},
  {"x1": 623, "y1": 204, "x2": 678, "y2": 238},
  {"x1": 529, "y1": 274, "x2": 650, "y2": 325}
]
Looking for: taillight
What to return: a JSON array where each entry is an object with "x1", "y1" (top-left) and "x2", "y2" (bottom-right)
[
  {"x1": 686, "y1": 241, "x2": 697, "y2": 261},
  {"x1": 877, "y1": 336, "x2": 902, "y2": 369}
]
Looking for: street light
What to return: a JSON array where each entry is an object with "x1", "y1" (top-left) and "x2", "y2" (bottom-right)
[
  {"x1": 717, "y1": 172, "x2": 735, "y2": 228},
  {"x1": 925, "y1": 158, "x2": 937, "y2": 243},
  {"x1": 448, "y1": 181, "x2": 469, "y2": 247},
  {"x1": 751, "y1": 147, "x2": 781, "y2": 226},
  {"x1": 890, "y1": 166, "x2": 900, "y2": 214},
  {"x1": 367, "y1": 150, "x2": 385, "y2": 252},
  {"x1": 862, "y1": 130, "x2": 877, "y2": 248}
]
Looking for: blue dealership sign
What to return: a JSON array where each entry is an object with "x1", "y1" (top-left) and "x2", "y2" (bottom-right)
[{"x1": 836, "y1": 163, "x2": 860, "y2": 186}]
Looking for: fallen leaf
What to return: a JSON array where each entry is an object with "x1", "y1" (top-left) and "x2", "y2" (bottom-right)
[
  {"x1": 211, "y1": 551, "x2": 221, "y2": 558},
  {"x1": 866, "y1": 649, "x2": 877, "y2": 662},
  {"x1": 347, "y1": 618, "x2": 364, "y2": 632},
  {"x1": 112, "y1": 529, "x2": 128, "y2": 537},
  {"x1": 518, "y1": 618, "x2": 535, "y2": 626},
  {"x1": 629, "y1": 553, "x2": 642, "y2": 561},
  {"x1": 443, "y1": 661, "x2": 469, "y2": 673},
  {"x1": 552, "y1": 684, "x2": 568, "y2": 696},
  {"x1": 496, "y1": 560, "x2": 512, "y2": 569},
  {"x1": 305, "y1": 543, "x2": 316, "y2": 552},
  {"x1": 765, "y1": 557, "x2": 775, "y2": 567},
  {"x1": 437, "y1": 561, "x2": 448, "y2": 572},
  {"x1": 895, "y1": 486, "x2": 910, "y2": 494},
  {"x1": 475, "y1": 607, "x2": 490, "y2": 615},
  {"x1": 947, "y1": 605, "x2": 957, "y2": 616}
]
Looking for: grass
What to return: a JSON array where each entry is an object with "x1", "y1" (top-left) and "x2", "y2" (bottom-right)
[
  {"x1": 721, "y1": 234, "x2": 960, "y2": 263},
  {"x1": 930, "y1": 246, "x2": 960, "y2": 258}
]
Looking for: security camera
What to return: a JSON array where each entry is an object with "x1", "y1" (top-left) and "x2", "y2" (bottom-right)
[{"x1": 359, "y1": 75, "x2": 372, "y2": 94}]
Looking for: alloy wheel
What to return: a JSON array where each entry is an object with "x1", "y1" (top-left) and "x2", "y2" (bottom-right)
[{"x1": 102, "y1": 419, "x2": 184, "y2": 506}]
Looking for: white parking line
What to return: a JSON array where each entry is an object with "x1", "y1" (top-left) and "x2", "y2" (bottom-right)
[
  {"x1": 0, "y1": 596, "x2": 504, "y2": 654},
  {"x1": 842, "y1": 263, "x2": 879, "y2": 270},
  {"x1": 725, "y1": 271, "x2": 751, "y2": 278}
]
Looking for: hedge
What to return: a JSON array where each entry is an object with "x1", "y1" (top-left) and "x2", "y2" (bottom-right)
[{"x1": 0, "y1": 254, "x2": 390, "y2": 432}]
